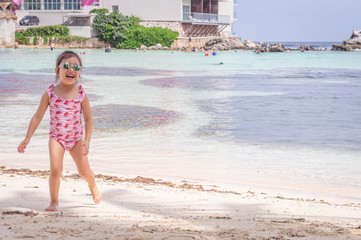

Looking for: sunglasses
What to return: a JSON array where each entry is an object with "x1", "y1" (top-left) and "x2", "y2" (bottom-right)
[{"x1": 58, "y1": 62, "x2": 82, "y2": 71}]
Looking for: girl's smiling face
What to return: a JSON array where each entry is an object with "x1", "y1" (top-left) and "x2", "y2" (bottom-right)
[{"x1": 55, "y1": 56, "x2": 82, "y2": 85}]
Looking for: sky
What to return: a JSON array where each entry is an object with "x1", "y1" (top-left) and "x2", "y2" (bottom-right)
[{"x1": 233, "y1": 0, "x2": 361, "y2": 42}]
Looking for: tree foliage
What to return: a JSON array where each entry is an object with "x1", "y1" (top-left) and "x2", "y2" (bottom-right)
[
  {"x1": 92, "y1": 11, "x2": 140, "y2": 46},
  {"x1": 92, "y1": 11, "x2": 177, "y2": 48}
]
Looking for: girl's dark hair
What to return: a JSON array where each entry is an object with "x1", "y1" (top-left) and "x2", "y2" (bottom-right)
[{"x1": 55, "y1": 51, "x2": 83, "y2": 83}]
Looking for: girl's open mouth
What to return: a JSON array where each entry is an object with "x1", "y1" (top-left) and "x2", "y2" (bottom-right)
[{"x1": 66, "y1": 74, "x2": 75, "y2": 79}]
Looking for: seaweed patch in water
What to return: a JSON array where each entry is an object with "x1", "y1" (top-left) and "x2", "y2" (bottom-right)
[
  {"x1": 92, "y1": 104, "x2": 181, "y2": 132},
  {"x1": 140, "y1": 76, "x2": 240, "y2": 91},
  {"x1": 0, "y1": 73, "x2": 52, "y2": 100}
]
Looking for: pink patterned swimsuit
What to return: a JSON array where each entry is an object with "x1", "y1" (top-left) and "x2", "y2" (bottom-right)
[{"x1": 47, "y1": 84, "x2": 85, "y2": 151}]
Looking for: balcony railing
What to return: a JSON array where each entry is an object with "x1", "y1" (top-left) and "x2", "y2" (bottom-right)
[{"x1": 183, "y1": 12, "x2": 230, "y2": 25}]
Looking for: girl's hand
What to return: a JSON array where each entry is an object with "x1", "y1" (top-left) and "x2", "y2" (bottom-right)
[
  {"x1": 82, "y1": 140, "x2": 90, "y2": 156},
  {"x1": 18, "y1": 138, "x2": 30, "y2": 153}
]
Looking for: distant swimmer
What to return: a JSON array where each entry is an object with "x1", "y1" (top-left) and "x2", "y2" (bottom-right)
[
  {"x1": 50, "y1": 41, "x2": 55, "y2": 51},
  {"x1": 205, "y1": 51, "x2": 209, "y2": 56},
  {"x1": 105, "y1": 45, "x2": 111, "y2": 53},
  {"x1": 216, "y1": 62, "x2": 224, "y2": 65}
]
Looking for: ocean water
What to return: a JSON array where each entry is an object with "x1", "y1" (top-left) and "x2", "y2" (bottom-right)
[{"x1": 1, "y1": 47, "x2": 361, "y2": 202}]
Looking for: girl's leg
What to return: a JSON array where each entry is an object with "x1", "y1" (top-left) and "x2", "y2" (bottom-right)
[
  {"x1": 70, "y1": 140, "x2": 102, "y2": 204},
  {"x1": 46, "y1": 138, "x2": 65, "y2": 211}
]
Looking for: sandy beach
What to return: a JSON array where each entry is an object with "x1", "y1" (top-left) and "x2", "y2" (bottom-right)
[{"x1": 0, "y1": 167, "x2": 360, "y2": 240}]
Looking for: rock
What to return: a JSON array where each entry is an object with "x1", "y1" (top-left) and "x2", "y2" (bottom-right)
[
  {"x1": 140, "y1": 44, "x2": 147, "y2": 50},
  {"x1": 254, "y1": 42, "x2": 285, "y2": 52},
  {"x1": 244, "y1": 40, "x2": 257, "y2": 49},
  {"x1": 229, "y1": 38, "x2": 244, "y2": 49},
  {"x1": 332, "y1": 30, "x2": 361, "y2": 51},
  {"x1": 155, "y1": 43, "x2": 162, "y2": 48},
  {"x1": 205, "y1": 37, "x2": 243, "y2": 50},
  {"x1": 344, "y1": 29, "x2": 361, "y2": 45},
  {"x1": 205, "y1": 38, "x2": 223, "y2": 46},
  {"x1": 268, "y1": 42, "x2": 285, "y2": 52},
  {"x1": 331, "y1": 44, "x2": 353, "y2": 51},
  {"x1": 298, "y1": 45, "x2": 318, "y2": 51}
]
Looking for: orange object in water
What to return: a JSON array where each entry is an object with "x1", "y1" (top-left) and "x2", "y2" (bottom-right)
[{"x1": 242, "y1": 49, "x2": 246, "y2": 52}]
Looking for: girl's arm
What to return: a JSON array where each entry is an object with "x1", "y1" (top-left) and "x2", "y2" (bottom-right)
[
  {"x1": 18, "y1": 92, "x2": 49, "y2": 153},
  {"x1": 81, "y1": 95, "x2": 93, "y2": 155}
]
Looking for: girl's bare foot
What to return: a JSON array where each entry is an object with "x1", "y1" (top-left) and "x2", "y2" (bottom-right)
[
  {"x1": 45, "y1": 202, "x2": 58, "y2": 211},
  {"x1": 91, "y1": 185, "x2": 102, "y2": 204}
]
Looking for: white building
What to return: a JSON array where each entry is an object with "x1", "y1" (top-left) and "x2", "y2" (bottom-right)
[{"x1": 16, "y1": 0, "x2": 236, "y2": 37}]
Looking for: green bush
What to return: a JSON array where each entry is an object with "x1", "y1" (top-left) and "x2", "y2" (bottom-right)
[
  {"x1": 22, "y1": 25, "x2": 69, "y2": 37},
  {"x1": 15, "y1": 31, "x2": 87, "y2": 45},
  {"x1": 89, "y1": 8, "x2": 109, "y2": 14},
  {"x1": 118, "y1": 25, "x2": 178, "y2": 49},
  {"x1": 15, "y1": 31, "x2": 29, "y2": 45}
]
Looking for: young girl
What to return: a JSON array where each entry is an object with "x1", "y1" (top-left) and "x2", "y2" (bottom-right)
[{"x1": 17, "y1": 51, "x2": 102, "y2": 211}]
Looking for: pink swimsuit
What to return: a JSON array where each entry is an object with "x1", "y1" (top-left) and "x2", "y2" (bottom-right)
[{"x1": 47, "y1": 84, "x2": 85, "y2": 150}]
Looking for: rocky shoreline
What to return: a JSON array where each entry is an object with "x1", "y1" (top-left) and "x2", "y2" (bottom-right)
[
  {"x1": 203, "y1": 38, "x2": 325, "y2": 52},
  {"x1": 4, "y1": 30, "x2": 361, "y2": 52}
]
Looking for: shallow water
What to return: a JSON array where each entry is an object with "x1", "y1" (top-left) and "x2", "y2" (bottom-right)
[{"x1": 1, "y1": 48, "x2": 361, "y2": 202}]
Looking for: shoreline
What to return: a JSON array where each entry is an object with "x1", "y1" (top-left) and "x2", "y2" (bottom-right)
[
  {"x1": 1, "y1": 166, "x2": 360, "y2": 209},
  {"x1": 1, "y1": 166, "x2": 361, "y2": 239},
  {"x1": 0, "y1": 39, "x2": 343, "y2": 51}
]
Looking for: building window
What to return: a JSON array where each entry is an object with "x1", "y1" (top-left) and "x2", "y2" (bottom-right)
[
  {"x1": 211, "y1": 0, "x2": 218, "y2": 14},
  {"x1": 44, "y1": 0, "x2": 60, "y2": 10},
  {"x1": 112, "y1": 5, "x2": 118, "y2": 12},
  {"x1": 191, "y1": 0, "x2": 202, "y2": 13},
  {"x1": 183, "y1": 5, "x2": 190, "y2": 20},
  {"x1": 23, "y1": 0, "x2": 41, "y2": 10},
  {"x1": 64, "y1": 0, "x2": 81, "y2": 10}
]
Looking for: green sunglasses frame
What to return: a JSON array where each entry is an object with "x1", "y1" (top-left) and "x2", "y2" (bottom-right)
[{"x1": 58, "y1": 61, "x2": 82, "y2": 71}]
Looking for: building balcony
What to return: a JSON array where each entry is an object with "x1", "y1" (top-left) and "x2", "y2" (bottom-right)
[{"x1": 182, "y1": 12, "x2": 230, "y2": 25}]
